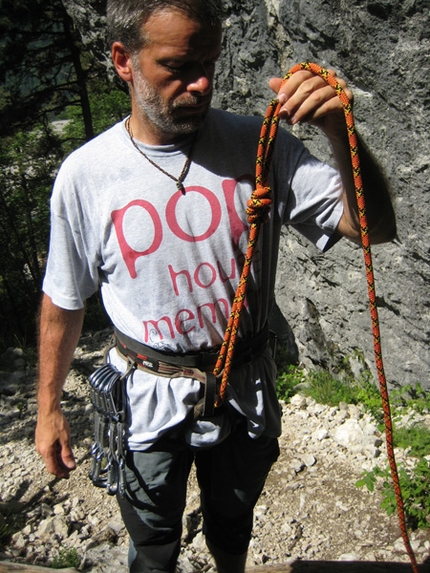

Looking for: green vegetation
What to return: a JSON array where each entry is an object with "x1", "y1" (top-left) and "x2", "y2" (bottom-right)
[
  {"x1": 62, "y1": 88, "x2": 130, "y2": 154},
  {"x1": 50, "y1": 547, "x2": 80, "y2": 569},
  {"x1": 276, "y1": 359, "x2": 382, "y2": 421},
  {"x1": 394, "y1": 421, "x2": 430, "y2": 458},
  {"x1": 389, "y1": 383, "x2": 430, "y2": 416},
  {"x1": 0, "y1": 124, "x2": 62, "y2": 344},
  {"x1": 276, "y1": 365, "x2": 307, "y2": 401},
  {"x1": 0, "y1": 85, "x2": 126, "y2": 348},
  {"x1": 356, "y1": 455, "x2": 430, "y2": 530},
  {"x1": 0, "y1": 0, "x2": 95, "y2": 139},
  {"x1": 275, "y1": 362, "x2": 430, "y2": 530},
  {"x1": 356, "y1": 390, "x2": 430, "y2": 531},
  {"x1": 0, "y1": 0, "x2": 129, "y2": 349}
]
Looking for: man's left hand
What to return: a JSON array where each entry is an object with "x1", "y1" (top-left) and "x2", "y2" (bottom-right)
[{"x1": 269, "y1": 69, "x2": 353, "y2": 140}]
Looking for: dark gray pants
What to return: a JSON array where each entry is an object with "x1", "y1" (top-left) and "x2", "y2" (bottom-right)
[{"x1": 117, "y1": 416, "x2": 279, "y2": 573}]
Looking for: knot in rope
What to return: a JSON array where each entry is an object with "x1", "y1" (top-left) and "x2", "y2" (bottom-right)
[{"x1": 246, "y1": 185, "x2": 273, "y2": 224}]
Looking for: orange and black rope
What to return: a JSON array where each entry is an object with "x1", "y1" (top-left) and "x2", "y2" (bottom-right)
[
  {"x1": 212, "y1": 90, "x2": 279, "y2": 399},
  {"x1": 214, "y1": 61, "x2": 419, "y2": 573}
]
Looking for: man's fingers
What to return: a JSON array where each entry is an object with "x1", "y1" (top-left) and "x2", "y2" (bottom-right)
[
  {"x1": 40, "y1": 439, "x2": 75, "y2": 478},
  {"x1": 295, "y1": 86, "x2": 344, "y2": 123},
  {"x1": 35, "y1": 412, "x2": 76, "y2": 479},
  {"x1": 269, "y1": 71, "x2": 352, "y2": 125},
  {"x1": 268, "y1": 77, "x2": 283, "y2": 95},
  {"x1": 60, "y1": 441, "x2": 76, "y2": 470}
]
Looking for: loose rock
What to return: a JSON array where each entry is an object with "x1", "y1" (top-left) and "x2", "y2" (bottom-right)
[{"x1": 1, "y1": 332, "x2": 429, "y2": 572}]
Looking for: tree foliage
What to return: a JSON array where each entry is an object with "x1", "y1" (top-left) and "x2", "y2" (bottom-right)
[
  {"x1": 0, "y1": 0, "x2": 129, "y2": 348},
  {"x1": 62, "y1": 85, "x2": 130, "y2": 154},
  {"x1": 0, "y1": 0, "x2": 98, "y2": 139},
  {"x1": 0, "y1": 124, "x2": 62, "y2": 343}
]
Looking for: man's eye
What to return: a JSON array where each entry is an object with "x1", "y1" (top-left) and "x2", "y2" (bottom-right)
[
  {"x1": 163, "y1": 60, "x2": 217, "y2": 75},
  {"x1": 165, "y1": 63, "x2": 183, "y2": 73}
]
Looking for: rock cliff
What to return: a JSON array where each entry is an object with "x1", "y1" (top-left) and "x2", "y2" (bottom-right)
[{"x1": 63, "y1": 0, "x2": 429, "y2": 390}]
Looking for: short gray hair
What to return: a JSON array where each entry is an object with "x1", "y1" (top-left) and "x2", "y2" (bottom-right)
[{"x1": 107, "y1": 0, "x2": 224, "y2": 53}]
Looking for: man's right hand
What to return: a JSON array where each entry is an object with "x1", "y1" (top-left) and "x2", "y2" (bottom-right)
[
  {"x1": 36, "y1": 295, "x2": 84, "y2": 479},
  {"x1": 36, "y1": 408, "x2": 76, "y2": 478}
]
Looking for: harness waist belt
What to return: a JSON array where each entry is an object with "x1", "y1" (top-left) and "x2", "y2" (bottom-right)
[{"x1": 114, "y1": 324, "x2": 269, "y2": 373}]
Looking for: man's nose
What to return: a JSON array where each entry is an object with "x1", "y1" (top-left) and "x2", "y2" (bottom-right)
[{"x1": 187, "y1": 65, "x2": 213, "y2": 95}]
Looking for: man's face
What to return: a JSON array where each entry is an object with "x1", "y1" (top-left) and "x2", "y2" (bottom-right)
[{"x1": 130, "y1": 9, "x2": 222, "y2": 144}]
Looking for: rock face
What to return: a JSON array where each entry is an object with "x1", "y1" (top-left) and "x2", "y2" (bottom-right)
[{"x1": 63, "y1": 0, "x2": 429, "y2": 390}]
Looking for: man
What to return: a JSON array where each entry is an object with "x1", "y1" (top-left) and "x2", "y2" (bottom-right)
[{"x1": 36, "y1": 1, "x2": 396, "y2": 572}]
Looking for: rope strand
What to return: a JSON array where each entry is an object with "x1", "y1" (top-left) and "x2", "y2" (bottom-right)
[
  {"x1": 288, "y1": 62, "x2": 418, "y2": 573},
  {"x1": 213, "y1": 61, "x2": 419, "y2": 573}
]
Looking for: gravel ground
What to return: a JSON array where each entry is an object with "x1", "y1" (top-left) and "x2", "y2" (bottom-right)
[{"x1": 1, "y1": 330, "x2": 429, "y2": 572}]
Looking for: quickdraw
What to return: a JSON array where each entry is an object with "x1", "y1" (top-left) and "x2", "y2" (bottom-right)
[
  {"x1": 213, "y1": 61, "x2": 419, "y2": 572},
  {"x1": 88, "y1": 362, "x2": 130, "y2": 497}
]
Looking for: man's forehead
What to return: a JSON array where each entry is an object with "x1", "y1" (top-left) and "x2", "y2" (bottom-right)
[{"x1": 142, "y1": 7, "x2": 222, "y2": 50}]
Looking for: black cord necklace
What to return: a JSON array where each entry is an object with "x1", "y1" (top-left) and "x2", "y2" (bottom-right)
[{"x1": 125, "y1": 117, "x2": 196, "y2": 195}]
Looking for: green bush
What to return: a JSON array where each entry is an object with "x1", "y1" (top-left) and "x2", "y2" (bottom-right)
[
  {"x1": 356, "y1": 456, "x2": 430, "y2": 530},
  {"x1": 303, "y1": 369, "x2": 357, "y2": 406},
  {"x1": 275, "y1": 359, "x2": 430, "y2": 530},
  {"x1": 356, "y1": 394, "x2": 430, "y2": 530},
  {"x1": 50, "y1": 547, "x2": 80, "y2": 569},
  {"x1": 276, "y1": 365, "x2": 306, "y2": 401},
  {"x1": 276, "y1": 363, "x2": 382, "y2": 420},
  {"x1": 394, "y1": 423, "x2": 430, "y2": 458}
]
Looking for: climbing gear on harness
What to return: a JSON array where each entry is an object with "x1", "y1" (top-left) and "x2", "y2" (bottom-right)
[
  {"x1": 88, "y1": 361, "x2": 131, "y2": 497},
  {"x1": 218, "y1": 61, "x2": 417, "y2": 572},
  {"x1": 125, "y1": 116, "x2": 197, "y2": 195},
  {"x1": 114, "y1": 325, "x2": 269, "y2": 372},
  {"x1": 114, "y1": 325, "x2": 270, "y2": 418}
]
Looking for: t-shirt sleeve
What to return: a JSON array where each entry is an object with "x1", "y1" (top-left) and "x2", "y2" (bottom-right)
[
  {"x1": 42, "y1": 164, "x2": 101, "y2": 310},
  {"x1": 275, "y1": 132, "x2": 344, "y2": 251}
]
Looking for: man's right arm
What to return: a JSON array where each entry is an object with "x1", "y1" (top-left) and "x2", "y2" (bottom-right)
[{"x1": 36, "y1": 293, "x2": 85, "y2": 478}]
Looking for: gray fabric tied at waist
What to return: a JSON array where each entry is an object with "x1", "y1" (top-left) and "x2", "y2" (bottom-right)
[{"x1": 114, "y1": 325, "x2": 269, "y2": 419}]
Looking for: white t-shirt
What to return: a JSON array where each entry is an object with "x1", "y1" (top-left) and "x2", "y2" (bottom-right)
[{"x1": 43, "y1": 108, "x2": 343, "y2": 449}]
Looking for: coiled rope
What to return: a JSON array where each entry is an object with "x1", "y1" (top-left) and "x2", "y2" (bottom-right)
[{"x1": 213, "y1": 61, "x2": 419, "y2": 573}]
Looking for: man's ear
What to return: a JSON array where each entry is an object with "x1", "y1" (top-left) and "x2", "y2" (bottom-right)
[{"x1": 111, "y1": 42, "x2": 134, "y2": 82}]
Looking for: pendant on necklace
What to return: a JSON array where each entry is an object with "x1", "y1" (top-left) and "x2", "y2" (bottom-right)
[{"x1": 126, "y1": 117, "x2": 195, "y2": 197}]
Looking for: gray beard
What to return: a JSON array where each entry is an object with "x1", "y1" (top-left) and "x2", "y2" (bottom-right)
[{"x1": 133, "y1": 68, "x2": 208, "y2": 138}]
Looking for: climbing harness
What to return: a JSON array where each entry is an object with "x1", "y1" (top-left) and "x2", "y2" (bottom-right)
[
  {"x1": 212, "y1": 61, "x2": 419, "y2": 572},
  {"x1": 114, "y1": 325, "x2": 270, "y2": 418},
  {"x1": 87, "y1": 325, "x2": 270, "y2": 495}
]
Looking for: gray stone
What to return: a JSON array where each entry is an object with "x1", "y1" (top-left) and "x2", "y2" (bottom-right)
[
  {"x1": 301, "y1": 454, "x2": 316, "y2": 467},
  {"x1": 313, "y1": 428, "x2": 329, "y2": 441},
  {"x1": 35, "y1": 515, "x2": 69, "y2": 541}
]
